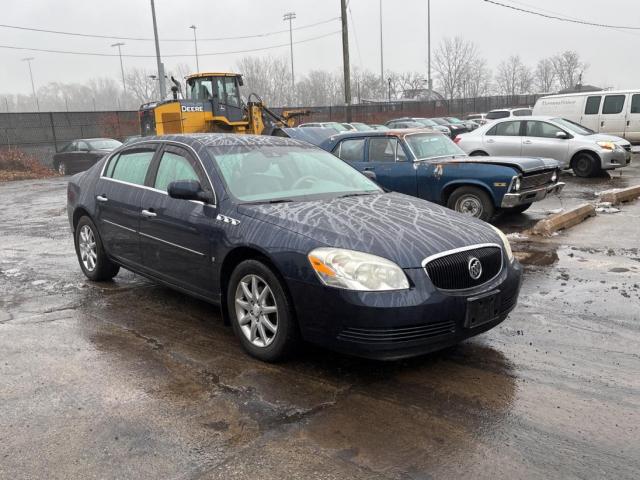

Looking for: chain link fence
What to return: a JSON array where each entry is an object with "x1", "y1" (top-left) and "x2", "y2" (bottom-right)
[{"x1": 1, "y1": 94, "x2": 540, "y2": 166}]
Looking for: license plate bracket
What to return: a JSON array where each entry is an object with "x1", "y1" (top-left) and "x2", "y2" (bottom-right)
[{"x1": 465, "y1": 290, "x2": 500, "y2": 328}]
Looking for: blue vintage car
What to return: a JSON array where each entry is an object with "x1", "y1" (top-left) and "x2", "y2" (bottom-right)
[{"x1": 288, "y1": 128, "x2": 564, "y2": 221}]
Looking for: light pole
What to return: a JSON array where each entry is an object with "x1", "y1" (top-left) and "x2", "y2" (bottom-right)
[
  {"x1": 283, "y1": 12, "x2": 296, "y2": 93},
  {"x1": 427, "y1": 0, "x2": 432, "y2": 93},
  {"x1": 111, "y1": 42, "x2": 126, "y2": 93},
  {"x1": 388, "y1": 77, "x2": 392, "y2": 102},
  {"x1": 379, "y1": 0, "x2": 384, "y2": 92},
  {"x1": 150, "y1": 0, "x2": 166, "y2": 98},
  {"x1": 189, "y1": 25, "x2": 200, "y2": 72},
  {"x1": 22, "y1": 57, "x2": 40, "y2": 112}
]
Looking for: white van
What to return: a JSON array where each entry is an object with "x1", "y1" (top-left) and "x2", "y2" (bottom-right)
[{"x1": 533, "y1": 90, "x2": 640, "y2": 143}]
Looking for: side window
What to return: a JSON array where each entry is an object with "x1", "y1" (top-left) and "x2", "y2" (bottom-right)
[
  {"x1": 107, "y1": 150, "x2": 155, "y2": 185},
  {"x1": 77, "y1": 141, "x2": 90, "y2": 151},
  {"x1": 368, "y1": 137, "x2": 405, "y2": 162},
  {"x1": 154, "y1": 151, "x2": 200, "y2": 191},
  {"x1": 526, "y1": 121, "x2": 564, "y2": 138},
  {"x1": 630, "y1": 94, "x2": 640, "y2": 114},
  {"x1": 584, "y1": 96, "x2": 601, "y2": 115},
  {"x1": 602, "y1": 95, "x2": 625, "y2": 115},
  {"x1": 513, "y1": 109, "x2": 532, "y2": 117},
  {"x1": 489, "y1": 121, "x2": 521, "y2": 136},
  {"x1": 337, "y1": 138, "x2": 366, "y2": 162}
]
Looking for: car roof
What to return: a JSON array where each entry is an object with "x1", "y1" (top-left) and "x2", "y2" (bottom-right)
[
  {"x1": 488, "y1": 107, "x2": 531, "y2": 112},
  {"x1": 486, "y1": 115, "x2": 557, "y2": 123},
  {"x1": 327, "y1": 128, "x2": 438, "y2": 140},
  {"x1": 539, "y1": 89, "x2": 637, "y2": 99},
  {"x1": 123, "y1": 133, "x2": 311, "y2": 149}
]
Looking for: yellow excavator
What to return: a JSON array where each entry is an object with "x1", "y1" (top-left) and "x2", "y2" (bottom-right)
[{"x1": 139, "y1": 72, "x2": 309, "y2": 136}]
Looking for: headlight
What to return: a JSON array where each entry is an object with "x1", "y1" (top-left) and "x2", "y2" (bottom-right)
[
  {"x1": 308, "y1": 247, "x2": 410, "y2": 291},
  {"x1": 597, "y1": 141, "x2": 616, "y2": 151},
  {"x1": 551, "y1": 171, "x2": 558, "y2": 182},
  {"x1": 490, "y1": 225, "x2": 514, "y2": 263},
  {"x1": 511, "y1": 176, "x2": 521, "y2": 192}
]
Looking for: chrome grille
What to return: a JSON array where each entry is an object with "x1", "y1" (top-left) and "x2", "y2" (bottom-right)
[
  {"x1": 338, "y1": 319, "x2": 456, "y2": 344},
  {"x1": 521, "y1": 171, "x2": 555, "y2": 190},
  {"x1": 423, "y1": 245, "x2": 503, "y2": 290}
]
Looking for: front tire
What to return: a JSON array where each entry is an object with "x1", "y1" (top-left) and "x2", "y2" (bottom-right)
[
  {"x1": 74, "y1": 216, "x2": 120, "y2": 281},
  {"x1": 447, "y1": 186, "x2": 495, "y2": 221},
  {"x1": 572, "y1": 152, "x2": 601, "y2": 177},
  {"x1": 227, "y1": 259, "x2": 298, "y2": 362}
]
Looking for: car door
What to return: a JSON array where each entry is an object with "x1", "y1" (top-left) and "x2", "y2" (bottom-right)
[
  {"x1": 599, "y1": 94, "x2": 627, "y2": 136},
  {"x1": 624, "y1": 93, "x2": 640, "y2": 143},
  {"x1": 138, "y1": 144, "x2": 216, "y2": 296},
  {"x1": 365, "y1": 136, "x2": 416, "y2": 196},
  {"x1": 521, "y1": 120, "x2": 571, "y2": 166},
  {"x1": 483, "y1": 120, "x2": 523, "y2": 156},
  {"x1": 95, "y1": 146, "x2": 158, "y2": 267},
  {"x1": 580, "y1": 95, "x2": 602, "y2": 132}
]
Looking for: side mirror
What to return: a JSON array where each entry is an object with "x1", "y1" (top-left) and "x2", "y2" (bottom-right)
[
  {"x1": 168, "y1": 180, "x2": 214, "y2": 204},
  {"x1": 362, "y1": 170, "x2": 377, "y2": 182},
  {"x1": 555, "y1": 131, "x2": 569, "y2": 139}
]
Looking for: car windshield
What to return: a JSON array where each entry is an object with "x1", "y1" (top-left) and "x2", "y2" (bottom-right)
[
  {"x1": 486, "y1": 110, "x2": 510, "y2": 120},
  {"x1": 88, "y1": 139, "x2": 122, "y2": 150},
  {"x1": 351, "y1": 123, "x2": 371, "y2": 131},
  {"x1": 209, "y1": 145, "x2": 382, "y2": 203},
  {"x1": 405, "y1": 133, "x2": 466, "y2": 160},
  {"x1": 445, "y1": 117, "x2": 464, "y2": 124},
  {"x1": 324, "y1": 122, "x2": 349, "y2": 132},
  {"x1": 551, "y1": 117, "x2": 595, "y2": 135},
  {"x1": 430, "y1": 118, "x2": 449, "y2": 125},
  {"x1": 415, "y1": 118, "x2": 438, "y2": 127}
]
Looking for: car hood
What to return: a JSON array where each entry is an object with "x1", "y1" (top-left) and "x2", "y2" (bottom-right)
[
  {"x1": 582, "y1": 133, "x2": 630, "y2": 145},
  {"x1": 434, "y1": 155, "x2": 559, "y2": 173},
  {"x1": 236, "y1": 192, "x2": 502, "y2": 269}
]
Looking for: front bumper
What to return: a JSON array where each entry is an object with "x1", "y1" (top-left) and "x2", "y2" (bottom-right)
[
  {"x1": 501, "y1": 182, "x2": 565, "y2": 208},
  {"x1": 287, "y1": 259, "x2": 523, "y2": 360},
  {"x1": 601, "y1": 148, "x2": 632, "y2": 170}
]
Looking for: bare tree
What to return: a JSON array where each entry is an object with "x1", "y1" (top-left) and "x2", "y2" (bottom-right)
[
  {"x1": 462, "y1": 58, "x2": 492, "y2": 98},
  {"x1": 432, "y1": 37, "x2": 479, "y2": 99},
  {"x1": 237, "y1": 56, "x2": 292, "y2": 106},
  {"x1": 535, "y1": 58, "x2": 557, "y2": 93},
  {"x1": 495, "y1": 55, "x2": 532, "y2": 96},
  {"x1": 125, "y1": 68, "x2": 160, "y2": 105},
  {"x1": 552, "y1": 51, "x2": 588, "y2": 90},
  {"x1": 296, "y1": 70, "x2": 343, "y2": 106}
]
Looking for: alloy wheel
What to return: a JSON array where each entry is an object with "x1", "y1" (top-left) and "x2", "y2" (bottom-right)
[
  {"x1": 234, "y1": 274, "x2": 279, "y2": 348},
  {"x1": 78, "y1": 224, "x2": 97, "y2": 271}
]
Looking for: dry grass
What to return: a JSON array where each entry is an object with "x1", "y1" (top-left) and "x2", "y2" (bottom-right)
[{"x1": 0, "y1": 149, "x2": 57, "y2": 182}]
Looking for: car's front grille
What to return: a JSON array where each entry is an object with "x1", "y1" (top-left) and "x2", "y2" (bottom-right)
[
  {"x1": 338, "y1": 319, "x2": 456, "y2": 344},
  {"x1": 423, "y1": 245, "x2": 503, "y2": 290},
  {"x1": 521, "y1": 170, "x2": 555, "y2": 190}
]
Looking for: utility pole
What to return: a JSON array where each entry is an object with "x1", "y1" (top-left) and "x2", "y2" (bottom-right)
[
  {"x1": 379, "y1": 0, "x2": 384, "y2": 92},
  {"x1": 283, "y1": 12, "x2": 296, "y2": 95},
  {"x1": 111, "y1": 42, "x2": 126, "y2": 92},
  {"x1": 150, "y1": 0, "x2": 166, "y2": 98},
  {"x1": 340, "y1": 0, "x2": 351, "y2": 121},
  {"x1": 427, "y1": 0, "x2": 432, "y2": 93},
  {"x1": 189, "y1": 25, "x2": 200, "y2": 72},
  {"x1": 388, "y1": 77, "x2": 392, "y2": 102},
  {"x1": 21, "y1": 57, "x2": 40, "y2": 112}
]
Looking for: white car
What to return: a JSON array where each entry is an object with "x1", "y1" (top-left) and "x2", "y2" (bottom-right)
[
  {"x1": 485, "y1": 108, "x2": 532, "y2": 122},
  {"x1": 455, "y1": 116, "x2": 631, "y2": 177}
]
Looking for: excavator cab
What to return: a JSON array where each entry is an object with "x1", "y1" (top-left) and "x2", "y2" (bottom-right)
[{"x1": 185, "y1": 73, "x2": 244, "y2": 123}]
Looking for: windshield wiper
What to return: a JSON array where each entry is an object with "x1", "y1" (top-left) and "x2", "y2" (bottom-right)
[
  {"x1": 243, "y1": 198, "x2": 293, "y2": 205},
  {"x1": 336, "y1": 192, "x2": 378, "y2": 199}
]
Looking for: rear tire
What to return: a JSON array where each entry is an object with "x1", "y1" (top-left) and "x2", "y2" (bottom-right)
[
  {"x1": 227, "y1": 259, "x2": 298, "y2": 362},
  {"x1": 447, "y1": 186, "x2": 495, "y2": 221},
  {"x1": 74, "y1": 216, "x2": 120, "y2": 281},
  {"x1": 572, "y1": 152, "x2": 601, "y2": 177},
  {"x1": 470, "y1": 151, "x2": 489, "y2": 157}
]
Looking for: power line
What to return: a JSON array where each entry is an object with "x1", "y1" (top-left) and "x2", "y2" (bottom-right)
[
  {"x1": 0, "y1": 17, "x2": 340, "y2": 42},
  {"x1": 0, "y1": 31, "x2": 341, "y2": 58},
  {"x1": 483, "y1": 0, "x2": 640, "y2": 30}
]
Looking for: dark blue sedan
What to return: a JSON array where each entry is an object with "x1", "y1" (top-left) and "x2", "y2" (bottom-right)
[
  {"x1": 290, "y1": 128, "x2": 564, "y2": 221},
  {"x1": 67, "y1": 134, "x2": 522, "y2": 361}
]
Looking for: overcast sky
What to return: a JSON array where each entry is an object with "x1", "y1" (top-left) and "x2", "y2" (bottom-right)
[{"x1": 2, "y1": 0, "x2": 638, "y2": 95}]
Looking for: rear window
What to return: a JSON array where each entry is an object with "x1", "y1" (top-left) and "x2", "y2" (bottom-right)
[
  {"x1": 584, "y1": 96, "x2": 601, "y2": 115},
  {"x1": 513, "y1": 109, "x2": 532, "y2": 117},
  {"x1": 106, "y1": 150, "x2": 155, "y2": 185},
  {"x1": 602, "y1": 95, "x2": 626, "y2": 115},
  {"x1": 486, "y1": 110, "x2": 510, "y2": 120}
]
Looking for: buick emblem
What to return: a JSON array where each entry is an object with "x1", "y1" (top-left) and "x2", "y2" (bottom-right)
[{"x1": 468, "y1": 257, "x2": 482, "y2": 280}]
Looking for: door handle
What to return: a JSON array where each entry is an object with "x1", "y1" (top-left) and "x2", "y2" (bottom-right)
[
  {"x1": 96, "y1": 195, "x2": 108, "y2": 202},
  {"x1": 601, "y1": 121, "x2": 605, "y2": 127},
  {"x1": 486, "y1": 139, "x2": 495, "y2": 143},
  {"x1": 627, "y1": 120, "x2": 630, "y2": 127},
  {"x1": 523, "y1": 139, "x2": 532, "y2": 144},
  {"x1": 141, "y1": 209, "x2": 157, "y2": 218}
]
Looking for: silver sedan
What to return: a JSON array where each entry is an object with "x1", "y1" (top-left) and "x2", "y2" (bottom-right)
[{"x1": 455, "y1": 115, "x2": 632, "y2": 177}]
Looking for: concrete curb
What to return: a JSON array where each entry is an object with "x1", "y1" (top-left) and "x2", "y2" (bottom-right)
[
  {"x1": 599, "y1": 185, "x2": 640, "y2": 205},
  {"x1": 530, "y1": 203, "x2": 596, "y2": 236}
]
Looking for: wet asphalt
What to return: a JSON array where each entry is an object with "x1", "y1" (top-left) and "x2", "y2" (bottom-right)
[{"x1": 1, "y1": 161, "x2": 639, "y2": 479}]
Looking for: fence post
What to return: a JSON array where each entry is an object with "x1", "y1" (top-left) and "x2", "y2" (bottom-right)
[{"x1": 49, "y1": 112, "x2": 58, "y2": 153}]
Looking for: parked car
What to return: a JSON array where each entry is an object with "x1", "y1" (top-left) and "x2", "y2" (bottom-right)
[
  {"x1": 533, "y1": 90, "x2": 640, "y2": 142},
  {"x1": 391, "y1": 117, "x2": 451, "y2": 135},
  {"x1": 348, "y1": 122, "x2": 374, "y2": 131},
  {"x1": 369, "y1": 124, "x2": 389, "y2": 131},
  {"x1": 443, "y1": 116, "x2": 478, "y2": 131},
  {"x1": 289, "y1": 128, "x2": 563, "y2": 221},
  {"x1": 430, "y1": 117, "x2": 469, "y2": 138},
  {"x1": 53, "y1": 138, "x2": 122, "y2": 175},
  {"x1": 455, "y1": 116, "x2": 632, "y2": 177},
  {"x1": 299, "y1": 122, "x2": 349, "y2": 133},
  {"x1": 466, "y1": 113, "x2": 488, "y2": 125},
  {"x1": 340, "y1": 123, "x2": 357, "y2": 131},
  {"x1": 485, "y1": 108, "x2": 532, "y2": 121},
  {"x1": 67, "y1": 133, "x2": 522, "y2": 361},
  {"x1": 385, "y1": 119, "x2": 430, "y2": 129}
]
